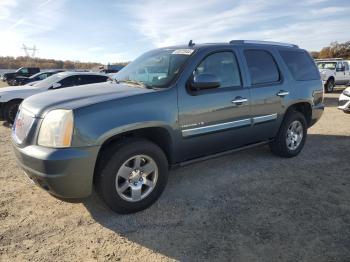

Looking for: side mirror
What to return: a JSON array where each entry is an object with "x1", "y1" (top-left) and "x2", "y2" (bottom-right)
[
  {"x1": 190, "y1": 73, "x2": 220, "y2": 90},
  {"x1": 52, "y1": 82, "x2": 62, "y2": 89}
]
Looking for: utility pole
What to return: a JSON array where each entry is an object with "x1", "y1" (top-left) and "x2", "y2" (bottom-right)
[{"x1": 22, "y1": 44, "x2": 38, "y2": 66}]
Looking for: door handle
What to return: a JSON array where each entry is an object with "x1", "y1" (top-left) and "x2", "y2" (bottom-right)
[
  {"x1": 232, "y1": 97, "x2": 248, "y2": 105},
  {"x1": 276, "y1": 90, "x2": 289, "y2": 97}
]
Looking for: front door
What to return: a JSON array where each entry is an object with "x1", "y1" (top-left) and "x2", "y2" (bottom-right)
[
  {"x1": 177, "y1": 50, "x2": 252, "y2": 162},
  {"x1": 336, "y1": 62, "x2": 348, "y2": 85}
]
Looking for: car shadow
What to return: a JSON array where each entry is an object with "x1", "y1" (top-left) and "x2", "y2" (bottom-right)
[
  {"x1": 2, "y1": 121, "x2": 12, "y2": 128},
  {"x1": 83, "y1": 134, "x2": 350, "y2": 261}
]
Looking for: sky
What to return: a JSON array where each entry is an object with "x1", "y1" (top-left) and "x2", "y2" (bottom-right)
[{"x1": 0, "y1": 0, "x2": 349, "y2": 64}]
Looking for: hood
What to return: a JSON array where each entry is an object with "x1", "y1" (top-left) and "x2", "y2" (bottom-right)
[
  {"x1": 0, "y1": 84, "x2": 41, "y2": 103},
  {"x1": 3, "y1": 72, "x2": 15, "y2": 77},
  {"x1": 22, "y1": 82, "x2": 156, "y2": 117}
]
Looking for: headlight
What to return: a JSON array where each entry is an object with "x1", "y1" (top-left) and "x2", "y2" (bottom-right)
[
  {"x1": 38, "y1": 109, "x2": 74, "y2": 148},
  {"x1": 343, "y1": 90, "x2": 350, "y2": 97}
]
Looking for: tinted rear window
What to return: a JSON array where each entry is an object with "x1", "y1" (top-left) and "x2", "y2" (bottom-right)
[
  {"x1": 244, "y1": 50, "x2": 280, "y2": 85},
  {"x1": 279, "y1": 50, "x2": 320, "y2": 81}
]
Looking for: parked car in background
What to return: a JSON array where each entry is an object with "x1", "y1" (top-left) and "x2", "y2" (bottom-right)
[
  {"x1": 11, "y1": 40, "x2": 324, "y2": 214},
  {"x1": 0, "y1": 72, "x2": 109, "y2": 124},
  {"x1": 316, "y1": 59, "x2": 350, "y2": 93},
  {"x1": 338, "y1": 87, "x2": 350, "y2": 114},
  {"x1": 1, "y1": 67, "x2": 40, "y2": 84},
  {"x1": 11, "y1": 70, "x2": 65, "y2": 86}
]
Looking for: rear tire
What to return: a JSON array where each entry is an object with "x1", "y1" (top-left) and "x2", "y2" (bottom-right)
[
  {"x1": 269, "y1": 111, "x2": 307, "y2": 158},
  {"x1": 4, "y1": 100, "x2": 21, "y2": 124},
  {"x1": 96, "y1": 139, "x2": 169, "y2": 214},
  {"x1": 325, "y1": 78, "x2": 334, "y2": 93}
]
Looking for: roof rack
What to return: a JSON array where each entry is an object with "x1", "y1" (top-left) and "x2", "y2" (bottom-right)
[
  {"x1": 314, "y1": 58, "x2": 343, "y2": 61},
  {"x1": 229, "y1": 40, "x2": 298, "y2": 48}
]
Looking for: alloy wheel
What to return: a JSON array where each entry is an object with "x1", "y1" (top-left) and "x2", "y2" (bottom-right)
[
  {"x1": 286, "y1": 120, "x2": 303, "y2": 151},
  {"x1": 115, "y1": 154, "x2": 158, "y2": 202}
]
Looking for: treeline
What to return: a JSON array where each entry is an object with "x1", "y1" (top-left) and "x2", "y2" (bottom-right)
[
  {"x1": 0, "y1": 56, "x2": 126, "y2": 70},
  {"x1": 310, "y1": 41, "x2": 350, "y2": 59}
]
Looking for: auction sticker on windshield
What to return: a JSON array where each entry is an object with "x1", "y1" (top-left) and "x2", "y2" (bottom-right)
[{"x1": 172, "y1": 49, "x2": 194, "y2": 55}]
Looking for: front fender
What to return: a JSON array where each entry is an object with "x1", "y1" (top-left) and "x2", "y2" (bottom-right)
[{"x1": 71, "y1": 89, "x2": 178, "y2": 147}]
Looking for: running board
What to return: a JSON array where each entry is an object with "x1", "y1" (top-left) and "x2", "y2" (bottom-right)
[{"x1": 171, "y1": 140, "x2": 271, "y2": 168}]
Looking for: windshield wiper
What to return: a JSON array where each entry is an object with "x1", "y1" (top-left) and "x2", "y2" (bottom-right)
[{"x1": 116, "y1": 79, "x2": 152, "y2": 89}]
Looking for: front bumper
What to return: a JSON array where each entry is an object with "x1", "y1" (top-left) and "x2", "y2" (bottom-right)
[
  {"x1": 309, "y1": 103, "x2": 324, "y2": 127},
  {"x1": 12, "y1": 143, "x2": 100, "y2": 199},
  {"x1": 338, "y1": 93, "x2": 350, "y2": 112}
]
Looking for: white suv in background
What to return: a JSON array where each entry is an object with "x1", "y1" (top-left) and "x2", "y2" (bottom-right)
[{"x1": 316, "y1": 59, "x2": 350, "y2": 93}]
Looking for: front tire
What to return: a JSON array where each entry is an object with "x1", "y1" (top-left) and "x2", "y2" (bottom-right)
[
  {"x1": 325, "y1": 78, "x2": 334, "y2": 93},
  {"x1": 97, "y1": 139, "x2": 169, "y2": 214},
  {"x1": 4, "y1": 100, "x2": 21, "y2": 124},
  {"x1": 269, "y1": 111, "x2": 307, "y2": 158}
]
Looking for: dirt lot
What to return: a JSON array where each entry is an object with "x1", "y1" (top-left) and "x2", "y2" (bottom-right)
[
  {"x1": 0, "y1": 90, "x2": 349, "y2": 262},
  {"x1": 0, "y1": 81, "x2": 8, "y2": 88}
]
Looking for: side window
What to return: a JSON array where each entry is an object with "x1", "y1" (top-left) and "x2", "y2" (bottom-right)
[
  {"x1": 20, "y1": 68, "x2": 29, "y2": 74},
  {"x1": 193, "y1": 52, "x2": 241, "y2": 88},
  {"x1": 83, "y1": 75, "x2": 108, "y2": 84},
  {"x1": 58, "y1": 75, "x2": 81, "y2": 88},
  {"x1": 38, "y1": 73, "x2": 48, "y2": 80},
  {"x1": 344, "y1": 62, "x2": 349, "y2": 71},
  {"x1": 244, "y1": 50, "x2": 280, "y2": 85},
  {"x1": 279, "y1": 50, "x2": 320, "y2": 81},
  {"x1": 337, "y1": 62, "x2": 343, "y2": 70}
]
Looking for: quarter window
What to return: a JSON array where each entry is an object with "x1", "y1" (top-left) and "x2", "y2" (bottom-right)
[
  {"x1": 244, "y1": 50, "x2": 280, "y2": 85},
  {"x1": 279, "y1": 50, "x2": 320, "y2": 81},
  {"x1": 194, "y1": 52, "x2": 241, "y2": 88}
]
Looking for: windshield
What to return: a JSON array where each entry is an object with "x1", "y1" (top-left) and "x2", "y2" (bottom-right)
[
  {"x1": 317, "y1": 62, "x2": 337, "y2": 70},
  {"x1": 115, "y1": 48, "x2": 194, "y2": 88},
  {"x1": 32, "y1": 73, "x2": 65, "y2": 88},
  {"x1": 29, "y1": 72, "x2": 43, "y2": 79}
]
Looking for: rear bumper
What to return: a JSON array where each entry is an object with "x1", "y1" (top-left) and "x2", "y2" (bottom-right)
[
  {"x1": 12, "y1": 143, "x2": 100, "y2": 199},
  {"x1": 309, "y1": 103, "x2": 324, "y2": 127}
]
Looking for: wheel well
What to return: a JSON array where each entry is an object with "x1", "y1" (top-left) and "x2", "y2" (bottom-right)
[
  {"x1": 327, "y1": 76, "x2": 335, "y2": 82},
  {"x1": 2, "y1": 99, "x2": 23, "y2": 118},
  {"x1": 5, "y1": 99, "x2": 23, "y2": 107},
  {"x1": 287, "y1": 102, "x2": 312, "y2": 127},
  {"x1": 93, "y1": 127, "x2": 173, "y2": 184}
]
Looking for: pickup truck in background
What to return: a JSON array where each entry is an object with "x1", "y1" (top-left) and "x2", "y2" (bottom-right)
[
  {"x1": 316, "y1": 59, "x2": 350, "y2": 93},
  {"x1": 11, "y1": 70, "x2": 64, "y2": 86},
  {"x1": 1, "y1": 67, "x2": 40, "y2": 85}
]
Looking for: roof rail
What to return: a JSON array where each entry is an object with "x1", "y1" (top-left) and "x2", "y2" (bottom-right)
[
  {"x1": 314, "y1": 58, "x2": 343, "y2": 61},
  {"x1": 229, "y1": 40, "x2": 298, "y2": 48}
]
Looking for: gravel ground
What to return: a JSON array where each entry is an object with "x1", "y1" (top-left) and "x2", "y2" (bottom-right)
[
  {"x1": 0, "y1": 81, "x2": 8, "y2": 88},
  {"x1": 0, "y1": 90, "x2": 349, "y2": 262}
]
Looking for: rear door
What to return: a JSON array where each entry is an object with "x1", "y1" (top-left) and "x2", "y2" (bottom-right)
[
  {"x1": 177, "y1": 49, "x2": 252, "y2": 161},
  {"x1": 241, "y1": 48, "x2": 287, "y2": 141}
]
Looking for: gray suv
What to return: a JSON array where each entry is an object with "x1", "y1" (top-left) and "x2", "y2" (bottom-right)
[{"x1": 12, "y1": 40, "x2": 324, "y2": 214}]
